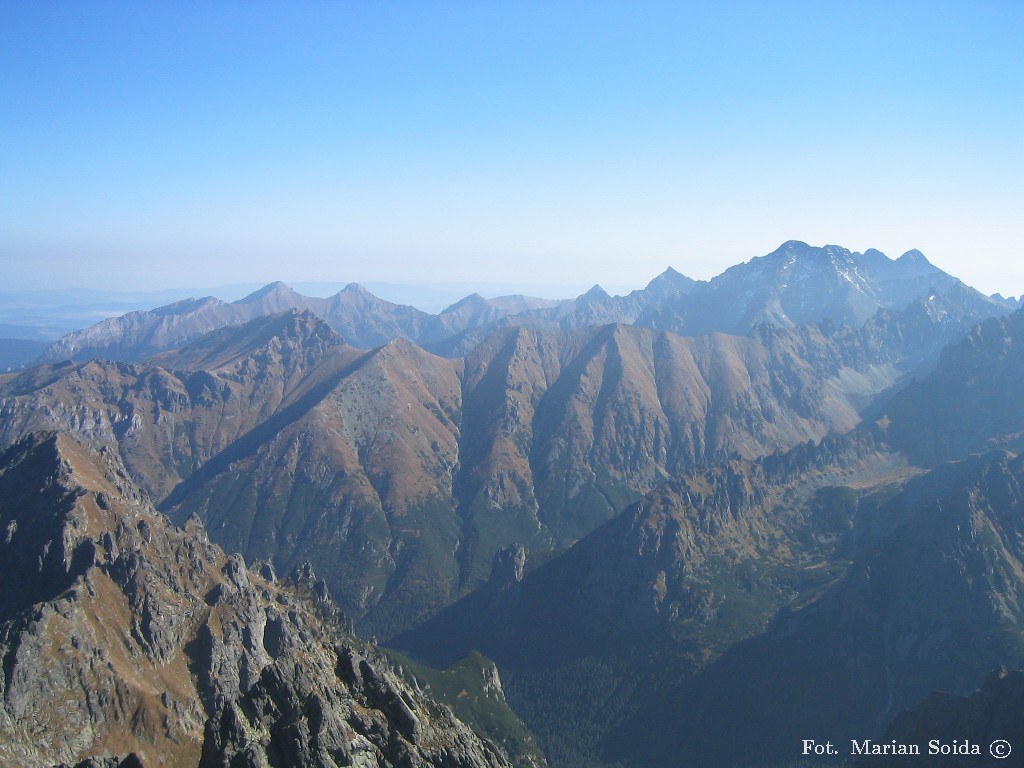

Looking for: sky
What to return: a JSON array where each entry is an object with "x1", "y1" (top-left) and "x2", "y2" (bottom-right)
[{"x1": 2, "y1": 0, "x2": 1023, "y2": 300}]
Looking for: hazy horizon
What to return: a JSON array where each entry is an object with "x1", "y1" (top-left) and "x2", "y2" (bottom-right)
[
  {"x1": 5, "y1": 238, "x2": 1020, "y2": 315},
  {"x1": 3, "y1": 2, "x2": 1022, "y2": 297}
]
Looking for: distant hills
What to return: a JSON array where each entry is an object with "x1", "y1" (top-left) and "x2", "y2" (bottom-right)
[{"x1": 32, "y1": 241, "x2": 1013, "y2": 366}]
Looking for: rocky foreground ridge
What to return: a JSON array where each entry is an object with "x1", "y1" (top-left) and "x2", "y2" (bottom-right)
[{"x1": 0, "y1": 431, "x2": 518, "y2": 768}]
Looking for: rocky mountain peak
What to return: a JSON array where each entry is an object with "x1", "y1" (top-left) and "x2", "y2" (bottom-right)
[
  {"x1": 643, "y1": 266, "x2": 697, "y2": 298},
  {"x1": 889, "y1": 248, "x2": 942, "y2": 279},
  {"x1": 442, "y1": 292, "x2": 489, "y2": 312},
  {"x1": 235, "y1": 280, "x2": 294, "y2": 302},
  {"x1": 765, "y1": 240, "x2": 855, "y2": 263},
  {"x1": 578, "y1": 284, "x2": 611, "y2": 304},
  {"x1": 897, "y1": 248, "x2": 931, "y2": 265},
  {"x1": 342, "y1": 281, "x2": 370, "y2": 295}
]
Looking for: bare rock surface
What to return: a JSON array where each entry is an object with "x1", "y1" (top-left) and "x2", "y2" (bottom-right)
[{"x1": 0, "y1": 432, "x2": 514, "y2": 768}]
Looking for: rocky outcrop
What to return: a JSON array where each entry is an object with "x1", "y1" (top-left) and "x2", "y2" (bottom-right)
[
  {"x1": 0, "y1": 432, "x2": 516, "y2": 768},
  {"x1": 200, "y1": 644, "x2": 510, "y2": 768}
]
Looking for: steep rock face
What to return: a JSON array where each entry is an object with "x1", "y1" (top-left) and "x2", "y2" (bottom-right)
[
  {"x1": 200, "y1": 642, "x2": 512, "y2": 768},
  {"x1": 0, "y1": 432, "x2": 515, "y2": 768},
  {"x1": 0, "y1": 431, "x2": 250, "y2": 766},
  {"x1": 385, "y1": 650, "x2": 548, "y2": 768}
]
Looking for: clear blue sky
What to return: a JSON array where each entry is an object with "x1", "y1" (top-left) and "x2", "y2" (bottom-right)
[{"x1": 2, "y1": 0, "x2": 1022, "y2": 298}]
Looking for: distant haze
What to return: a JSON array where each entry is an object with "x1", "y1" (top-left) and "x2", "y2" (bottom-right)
[{"x1": 2, "y1": 2, "x2": 1021, "y2": 298}]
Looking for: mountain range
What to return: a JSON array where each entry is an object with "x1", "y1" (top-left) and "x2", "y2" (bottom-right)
[
  {"x1": 35, "y1": 241, "x2": 1013, "y2": 365},
  {"x1": 2, "y1": 240, "x2": 1023, "y2": 767},
  {"x1": 2, "y1": 283, "x2": 1005, "y2": 641}
]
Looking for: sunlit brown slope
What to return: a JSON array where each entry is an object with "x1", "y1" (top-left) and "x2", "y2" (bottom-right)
[{"x1": 162, "y1": 336, "x2": 465, "y2": 638}]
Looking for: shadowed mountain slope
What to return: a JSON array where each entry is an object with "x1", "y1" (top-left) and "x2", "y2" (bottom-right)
[
  {"x1": 875, "y1": 306, "x2": 1024, "y2": 464},
  {"x1": 396, "y1": 432, "x2": 905, "y2": 767},
  {"x1": 402, "y1": 439, "x2": 1024, "y2": 768},
  {"x1": 611, "y1": 448, "x2": 1024, "y2": 768},
  {"x1": 397, "y1": 307, "x2": 1024, "y2": 768}
]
